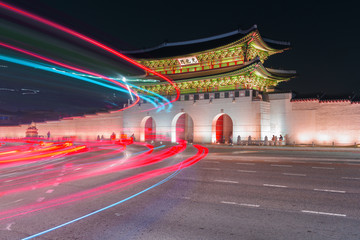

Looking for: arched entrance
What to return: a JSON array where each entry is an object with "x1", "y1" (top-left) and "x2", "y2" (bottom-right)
[
  {"x1": 212, "y1": 113, "x2": 233, "y2": 144},
  {"x1": 171, "y1": 113, "x2": 194, "y2": 143},
  {"x1": 140, "y1": 116, "x2": 156, "y2": 142}
]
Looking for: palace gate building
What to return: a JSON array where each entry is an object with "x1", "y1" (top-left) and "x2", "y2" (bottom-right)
[{"x1": 1, "y1": 26, "x2": 360, "y2": 146}]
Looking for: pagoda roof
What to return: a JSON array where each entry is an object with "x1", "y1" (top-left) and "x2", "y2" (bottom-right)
[
  {"x1": 140, "y1": 58, "x2": 296, "y2": 86},
  {"x1": 123, "y1": 25, "x2": 290, "y2": 59}
]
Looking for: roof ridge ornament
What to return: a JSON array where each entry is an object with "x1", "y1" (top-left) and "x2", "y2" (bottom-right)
[{"x1": 121, "y1": 26, "x2": 259, "y2": 54}]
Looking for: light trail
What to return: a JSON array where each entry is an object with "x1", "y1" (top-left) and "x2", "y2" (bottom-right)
[
  {"x1": 18, "y1": 145, "x2": 208, "y2": 239},
  {"x1": 0, "y1": 54, "x2": 165, "y2": 110},
  {"x1": 22, "y1": 170, "x2": 182, "y2": 240},
  {"x1": 0, "y1": 142, "x2": 163, "y2": 194},
  {"x1": 0, "y1": 142, "x2": 207, "y2": 221},
  {"x1": 0, "y1": 141, "x2": 186, "y2": 196},
  {"x1": 0, "y1": 1, "x2": 180, "y2": 111},
  {"x1": 0, "y1": 42, "x2": 140, "y2": 112},
  {"x1": 0, "y1": 3, "x2": 209, "y2": 238}
]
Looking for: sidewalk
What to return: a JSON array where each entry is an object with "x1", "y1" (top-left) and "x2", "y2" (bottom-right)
[{"x1": 201, "y1": 143, "x2": 360, "y2": 152}]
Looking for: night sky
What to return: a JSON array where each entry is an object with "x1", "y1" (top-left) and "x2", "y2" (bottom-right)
[{"x1": 1, "y1": 0, "x2": 360, "y2": 120}]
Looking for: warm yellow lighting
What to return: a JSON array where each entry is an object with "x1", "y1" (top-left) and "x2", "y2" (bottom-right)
[
  {"x1": 317, "y1": 134, "x2": 329, "y2": 142},
  {"x1": 298, "y1": 133, "x2": 311, "y2": 142}
]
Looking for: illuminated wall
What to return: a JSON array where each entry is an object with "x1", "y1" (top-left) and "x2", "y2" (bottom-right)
[
  {"x1": 0, "y1": 112, "x2": 123, "y2": 140},
  {"x1": 1, "y1": 91, "x2": 359, "y2": 146},
  {"x1": 288, "y1": 100, "x2": 360, "y2": 145}
]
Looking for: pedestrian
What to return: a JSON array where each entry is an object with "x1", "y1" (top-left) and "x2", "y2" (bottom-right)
[
  {"x1": 130, "y1": 133, "x2": 135, "y2": 142},
  {"x1": 111, "y1": 132, "x2": 116, "y2": 141},
  {"x1": 47, "y1": 131, "x2": 50, "y2": 139},
  {"x1": 237, "y1": 135, "x2": 241, "y2": 145},
  {"x1": 264, "y1": 135, "x2": 268, "y2": 146},
  {"x1": 248, "y1": 135, "x2": 252, "y2": 145}
]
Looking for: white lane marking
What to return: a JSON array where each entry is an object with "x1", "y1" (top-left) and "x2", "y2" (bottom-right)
[
  {"x1": 4, "y1": 179, "x2": 13, "y2": 183},
  {"x1": 301, "y1": 210, "x2": 346, "y2": 217},
  {"x1": 233, "y1": 151, "x2": 260, "y2": 154},
  {"x1": 341, "y1": 177, "x2": 360, "y2": 180},
  {"x1": 312, "y1": 167, "x2": 335, "y2": 170},
  {"x1": 182, "y1": 197, "x2": 191, "y2": 200},
  {"x1": 263, "y1": 184, "x2": 287, "y2": 188},
  {"x1": 46, "y1": 189, "x2": 54, "y2": 194},
  {"x1": 75, "y1": 167, "x2": 82, "y2": 171},
  {"x1": 6, "y1": 222, "x2": 15, "y2": 231},
  {"x1": 221, "y1": 201, "x2": 260, "y2": 208},
  {"x1": 313, "y1": 189, "x2": 346, "y2": 193},
  {"x1": 282, "y1": 173, "x2": 306, "y2": 177},
  {"x1": 0, "y1": 199, "x2": 23, "y2": 207},
  {"x1": 37, "y1": 197, "x2": 45, "y2": 202},
  {"x1": 239, "y1": 203, "x2": 260, "y2": 208},
  {"x1": 53, "y1": 182, "x2": 60, "y2": 186},
  {"x1": 202, "y1": 168, "x2": 221, "y2": 171},
  {"x1": 264, "y1": 159, "x2": 279, "y2": 162},
  {"x1": 238, "y1": 170, "x2": 257, "y2": 173},
  {"x1": 214, "y1": 180, "x2": 239, "y2": 184},
  {"x1": 236, "y1": 162, "x2": 255, "y2": 165},
  {"x1": 2, "y1": 173, "x2": 15, "y2": 177},
  {"x1": 346, "y1": 163, "x2": 359, "y2": 166},
  {"x1": 221, "y1": 201, "x2": 237, "y2": 204},
  {"x1": 271, "y1": 164, "x2": 292, "y2": 167}
]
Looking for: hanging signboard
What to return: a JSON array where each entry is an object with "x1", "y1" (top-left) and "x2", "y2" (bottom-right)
[{"x1": 178, "y1": 56, "x2": 199, "y2": 66}]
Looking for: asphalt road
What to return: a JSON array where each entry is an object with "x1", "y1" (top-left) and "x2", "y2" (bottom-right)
[{"x1": 1, "y1": 143, "x2": 360, "y2": 240}]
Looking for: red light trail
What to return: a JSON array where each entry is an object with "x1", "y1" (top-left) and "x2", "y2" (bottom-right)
[
  {"x1": 0, "y1": 41, "x2": 141, "y2": 112},
  {"x1": 0, "y1": 3, "x2": 207, "y2": 238},
  {"x1": 0, "y1": 1, "x2": 180, "y2": 111},
  {"x1": 0, "y1": 140, "x2": 208, "y2": 226}
]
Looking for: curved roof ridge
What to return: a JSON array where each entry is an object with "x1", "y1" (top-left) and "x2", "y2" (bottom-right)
[
  {"x1": 121, "y1": 25, "x2": 258, "y2": 54},
  {"x1": 262, "y1": 37, "x2": 290, "y2": 46},
  {"x1": 266, "y1": 68, "x2": 296, "y2": 74}
]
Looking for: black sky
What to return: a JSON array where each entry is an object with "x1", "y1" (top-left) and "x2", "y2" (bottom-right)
[{"x1": 3, "y1": 0, "x2": 360, "y2": 101}]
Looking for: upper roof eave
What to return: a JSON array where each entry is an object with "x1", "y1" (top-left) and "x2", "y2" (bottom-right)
[
  {"x1": 122, "y1": 25, "x2": 291, "y2": 60},
  {"x1": 138, "y1": 58, "x2": 295, "y2": 86}
]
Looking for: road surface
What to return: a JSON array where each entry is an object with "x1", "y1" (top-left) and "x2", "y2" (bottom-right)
[{"x1": 1, "y1": 141, "x2": 359, "y2": 239}]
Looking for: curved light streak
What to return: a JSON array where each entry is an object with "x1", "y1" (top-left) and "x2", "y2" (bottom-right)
[
  {"x1": 0, "y1": 42, "x2": 140, "y2": 112},
  {"x1": 0, "y1": 54, "x2": 161, "y2": 109},
  {"x1": 21, "y1": 144, "x2": 207, "y2": 240},
  {"x1": 0, "y1": 1, "x2": 180, "y2": 111},
  {"x1": 22, "y1": 171, "x2": 180, "y2": 240},
  {"x1": 47, "y1": 67, "x2": 172, "y2": 111}
]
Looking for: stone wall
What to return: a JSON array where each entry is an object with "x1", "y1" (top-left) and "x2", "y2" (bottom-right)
[
  {"x1": 288, "y1": 100, "x2": 360, "y2": 145},
  {"x1": 0, "y1": 112, "x2": 123, "y2": 141},
  {"x1": 1, "y1": 91, "x2": 359, "y2": 146}
]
